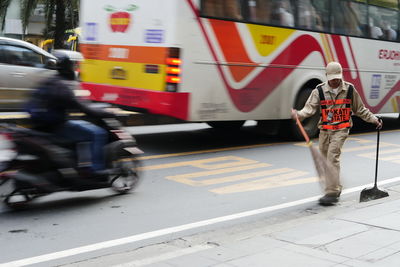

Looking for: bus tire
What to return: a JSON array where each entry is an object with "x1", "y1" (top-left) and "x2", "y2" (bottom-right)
[
  {"x1": 290, "y1": 88, "x2": 319, "y2": 140},
  {"x1": 206, "y1": 121, "x2": 245, "y2": 130}
]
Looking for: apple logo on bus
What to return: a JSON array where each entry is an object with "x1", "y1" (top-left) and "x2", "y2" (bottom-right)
[{"x1": 104, "y1": 4, "x2": 138, "y2": 33}]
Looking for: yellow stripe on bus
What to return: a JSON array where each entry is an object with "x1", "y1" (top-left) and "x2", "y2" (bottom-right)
[
  {"x1": 81, "y1": 59, "x2": 166, "y2": 91},
  {"x1": 247, "y1": 24, "x2": 294, "y2": 57},
  {"x1": 320, "y1": 34, "x2": 333, "y2": 63},
  {"x1": 392, "y1": 97, "x2": 398, "y2": 113}
]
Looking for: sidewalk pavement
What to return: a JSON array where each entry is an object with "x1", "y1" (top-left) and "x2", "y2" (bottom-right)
[{"x1": 63, "y1": 182, "x2": 400, "y2": 267}]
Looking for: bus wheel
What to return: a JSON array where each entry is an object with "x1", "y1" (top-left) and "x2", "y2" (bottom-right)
[
  {"x1": 206, "y1": 121, "x2": 245, "y2": 130},
  {"x1": 290, "y1": 89, "x2": 319, "y2": 140}
]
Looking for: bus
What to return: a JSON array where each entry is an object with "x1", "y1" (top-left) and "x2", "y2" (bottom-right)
[{"x1": 79, "y1": 0, "x2": 400, "y2": 138}]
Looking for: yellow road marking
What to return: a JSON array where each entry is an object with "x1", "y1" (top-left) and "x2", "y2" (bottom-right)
[
  {"x1": 135, "y1": 129, "x2": 400, "y2": 161},
  {"x1": 358, "y1": 148, "x2": 400, "y2": 158},
  {"x1": 346, "y1": 137, "x2": 374, "y2": 144},
  {"x1": 167, "y1": 166, "x2": 290, "y2": 186},
  {"x1": 343, "y1": 143, "x2": 394, "y2": 152},
  {"x1": 294, "y1": 142, "x2": 310, "y2": 147},
  {"x1": 166, "y1": 163, "x2": 270, "y2": 181},
  {"x1": 380, "y1": 155, "x2": 400, "y2": 161},
  {"x1": 139, "y1": 156, "x2": 258, "y2": 171},
  {"x1": 210, "y1": 172, "x2": 315, "y2": 194},
  {"x1": 136, "y1": 143, "x2": 288, "y2": 161}
]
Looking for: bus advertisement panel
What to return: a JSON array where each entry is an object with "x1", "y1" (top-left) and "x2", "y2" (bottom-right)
[{"x1": 80, "y1": 0, "x2": 400, "y2": 137}]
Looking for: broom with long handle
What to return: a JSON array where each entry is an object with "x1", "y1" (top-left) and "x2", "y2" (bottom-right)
[
  {"x1": 294, "y1": 113, "x2": 337, "y2": 190},
  {"x1": 359, "y1": 118, "x2": 389, "y2": 202}
]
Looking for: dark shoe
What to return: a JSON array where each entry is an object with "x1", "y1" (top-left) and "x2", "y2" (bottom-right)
[{"x1": 319, "y1": 194, "x2": 339, "y2": 206}]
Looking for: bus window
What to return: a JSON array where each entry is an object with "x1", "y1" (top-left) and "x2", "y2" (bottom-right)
[
  {"x1": 297, "y1": 0, "x2": 326, "y2": 31},
  {"x1": 202, "y1": 0, "x2": 243, "y2": 20},
  {"x1": 310, "y1": 0, "x2": 330, "y2": 32},
  {"x1": 225, "y1": 0, "x2": 243, "y2": 19},
  {"x1": 368, "y1": 5, "x2": 384, "y2": 39},
  {"x1": 270, "y1": 0, "x2": 295, "y2": 27},
  {"x1": 369, "y1": 5, "x2": 398, "y2": 41},
  {"x1": 332, "y1": 0, "x2": 365, "y2": 37},
  {"x1": 347, "y1": 1, "x2": 368, "y2": 37},
  {"x1": 246, "y1": 0, "x2": 273, "y2": 24}
]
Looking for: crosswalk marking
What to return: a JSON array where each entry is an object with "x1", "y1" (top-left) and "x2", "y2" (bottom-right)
[
  {"x1": 380, "y1": 155, "x2": 400, "y2": 161},
  {"x1": 347, "y1": 137, "x2": 374, "y2": 144},
  {"x1": 358, "y1": 148, "x2": 400, "y2": 158},
  {"x1": 343, "y1": 143, "x2": 394, "y2": 152},
  {"x1": 210, "y1": 172, "x2": 315, "y2": 194},
  {"x1": 167, "y1": 167, "x2": 292, "y2": 186},
  {"x1": 139, "y1": 137, "x2": 400, "y2": 194},
  {"x1": 139, "y1": 156, "x2": 258, "y2": 171},
  {"x1": 165, "y1": 163, "x2": 270, "y2": 185}
]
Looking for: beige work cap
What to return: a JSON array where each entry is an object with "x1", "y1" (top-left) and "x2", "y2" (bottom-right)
[{"x1": 326, "y1": 61, "x2": 343, "y2": 80}]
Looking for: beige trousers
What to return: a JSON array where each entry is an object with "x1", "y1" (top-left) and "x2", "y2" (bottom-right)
[{"x1": 318, "y1": 128, "x2": 349, "y2": 195}]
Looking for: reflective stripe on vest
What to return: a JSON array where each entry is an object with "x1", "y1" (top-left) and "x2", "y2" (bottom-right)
[
  {"x1": 322, "y1": 122, "x2": 351, "y2": 130},
  {"x1": 317, "y1": 85, "x2": 354, "y2": 130},
  {"x1": 320, "y1": 99, "x2": 352, "y2": 105}
]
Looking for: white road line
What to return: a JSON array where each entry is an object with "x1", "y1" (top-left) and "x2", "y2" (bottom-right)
[{"x1": 2, "y1": 176, "x2": 400, "y2": 267}]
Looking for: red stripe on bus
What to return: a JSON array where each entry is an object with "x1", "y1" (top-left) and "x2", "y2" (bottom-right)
[{"x1": 81, "y1": 83, "x2": 190, "y2": 120}]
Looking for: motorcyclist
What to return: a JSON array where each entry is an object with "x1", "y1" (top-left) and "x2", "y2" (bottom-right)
[{"x1": 25, "y1": 56, "x2": 114, "y2": 179}]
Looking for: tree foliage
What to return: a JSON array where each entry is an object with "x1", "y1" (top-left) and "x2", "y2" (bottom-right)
[{"x1": 1, "y1": 0, "x2": 79, "y2": 49}]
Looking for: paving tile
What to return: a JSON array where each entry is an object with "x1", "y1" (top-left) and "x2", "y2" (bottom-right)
[
  {"x1": 198, "y1": 245, "x2": 249, "y2": 262},
  {"x1": 222, "y1": 235, "x2": 287, "y2": 254},
  {"x1": 340, "y1": 259, "x2": 385, "y2": 267},
  {"x1": 271, "y1": 219, "x2": 368, "y2": 246},
  {"x1": 284, "y1": 243, "x2": 349, "y2": 263},
  {"x1": 164, "y1": 253, "x2": 220, "y2": 267},
  {"x1": 363, "y1": 212, "x2": 400, "y2": 230},
  {"x1": 324, "y1": 229, "x2": 400, "y2": 258},
  {"x1": 227, "y1": 248, "x2": 336, "y2": 267},
  {"x1": 387, "y1": 240, "x2": 400, "y2": 250},
  {"x1": 371, "y1": 250, "x2": 400, "y2": 267},
  {"x1": 336, "y1": 200, "x2": 400, "y2": 222},
  {"x1": 141, "y1": 263, "x2": 173, "y2": 267},
  {"x1": 357, "y1": 247, "x2": 399, "y2": 263}
]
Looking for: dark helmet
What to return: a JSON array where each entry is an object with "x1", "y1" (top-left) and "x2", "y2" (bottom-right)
[{"x1": 56, "y1": 56, "x2": 75, "y2": 80}]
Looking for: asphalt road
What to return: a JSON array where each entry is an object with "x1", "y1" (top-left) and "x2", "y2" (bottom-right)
[{"x1": 1, "y1": 116, "x2": 400, "y2": 266}]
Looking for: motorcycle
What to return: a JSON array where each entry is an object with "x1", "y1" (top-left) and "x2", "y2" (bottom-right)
[{"x1": 0, "y1": 117, "x2": 143, "y2": 208}]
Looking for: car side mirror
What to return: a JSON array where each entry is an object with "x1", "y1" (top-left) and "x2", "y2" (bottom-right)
[{"x1": 45, "y1": 58, "x2": 57, "y2": 69}]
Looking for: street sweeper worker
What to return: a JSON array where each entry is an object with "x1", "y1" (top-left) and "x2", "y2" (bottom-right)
[{"x1": 291, "y1": 61, "x2": 383, "y2": 206}]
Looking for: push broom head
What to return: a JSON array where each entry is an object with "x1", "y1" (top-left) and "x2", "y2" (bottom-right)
[
  {"x1": 360, "y1": 185, "x2": 388, "y2": 202},
  {"x1": 359, "y1": 122, "x2": 389, "y2": 202}
]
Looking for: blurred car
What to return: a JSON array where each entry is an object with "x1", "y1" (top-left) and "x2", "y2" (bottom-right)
[{"x1": 0, "y1": 37, "x2": 57, "y2": 110}]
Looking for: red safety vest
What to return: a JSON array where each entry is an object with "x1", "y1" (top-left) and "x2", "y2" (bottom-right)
[{"x1": 318, "y1": 85, "x2": 353, "y2": 130}]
